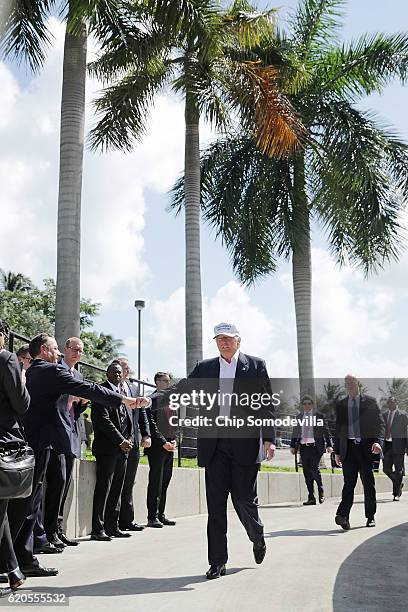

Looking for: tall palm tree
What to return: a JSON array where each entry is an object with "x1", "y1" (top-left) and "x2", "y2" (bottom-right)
[
  {"x1": 89, "y1": 0, "x2": 303, "y2": 374},
  {"x1": 173, "y1": 0, "x2": 408, "y2": 395},
  {"x1": 0, "y1": 269, "x2": 34, "y2": 292},
  {"x1": 0, "y1": 1, "x2": 189, "y2": 347}
]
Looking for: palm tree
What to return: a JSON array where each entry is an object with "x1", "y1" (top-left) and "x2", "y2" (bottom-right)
[
  {"x1": 173, "y1": 0, "x2": 408, "y2": 395},
  {"x1": 379, "y1": 378, "x2": 408, "y2": 412},
  {"x1": 0, "y1": 1, "x2": 186, "y2": 347},
  {"x1": 0, "y1": 269, "x2": 34, "y2": 292},
  {"x1": 89, "y1": 0, "x2": 303, "y2": 374}
]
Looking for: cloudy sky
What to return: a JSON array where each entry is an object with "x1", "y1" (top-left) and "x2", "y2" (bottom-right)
[{"x1": 2, "y1": 0, "x2": 408, "y2": 382}]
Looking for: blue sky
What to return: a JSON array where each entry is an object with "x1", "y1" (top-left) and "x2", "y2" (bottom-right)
[{"x1": 1, "y1": 0, "x2": 408, "y2": 382}]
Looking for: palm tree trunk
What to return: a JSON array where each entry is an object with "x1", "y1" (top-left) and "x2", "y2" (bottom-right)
[
  {"x1": 55, "y1": 19, "x2": 87, "y2": 348},
  {"x1": 292, "y1": 154, "x2": 315, "y2": 398},
  {"x1": 184, "y1": 94, "x2": 203, "y2": 375}
]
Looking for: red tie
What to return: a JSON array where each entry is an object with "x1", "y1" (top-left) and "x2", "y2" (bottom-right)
[{"x1": 386, "y1": 411, "x2": 393, "y2": 439}]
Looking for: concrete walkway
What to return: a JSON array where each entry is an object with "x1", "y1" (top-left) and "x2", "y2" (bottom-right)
[{"x1": 10, "y1": 493, "x2": 408, "y2": 611}]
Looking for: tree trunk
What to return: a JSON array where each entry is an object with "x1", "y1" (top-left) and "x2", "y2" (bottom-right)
[
  {"x1": 55, "y1": 20, "x2": 87, "y2": 348},
  {"x1": 184, "y1": 94, "x2": 203, "y2": 375},
  {"x1": 292, "y1": 154, "x2": 315, "y2": 399}
]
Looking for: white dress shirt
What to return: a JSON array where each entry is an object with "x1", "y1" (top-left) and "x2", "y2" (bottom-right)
[
  {"x1": 385, "y1": 409, "x2": 396, "y2": 442},
  {"x1": 218, "y1": 350, "x2": 239, "y2": 419},
  {"x1": 300, "y1": 411, "x2": 315, "y2": 444}
]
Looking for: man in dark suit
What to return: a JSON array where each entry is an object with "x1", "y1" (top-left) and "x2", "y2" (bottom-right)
[
  {"x1": 145, "y1": 372, "x2": 177, "y2": 528},
  {"x1": 117, "y1": 358, "x2": 151, "y2": 532},
  {"x1": 8, "y1": 333, "x2": 146, "y2": 577},
  {"x1": 334, "y1": 374, "x2": 384, "y2": 530},
  {"x1": 382, "y1": 396, "x2": 408, "y2": 501},
  {"x1": 153, "y1": 322, "x2": 276, "y2": 579},
  {"x1": 290, "y1": 395, "x2": 333, "y2": 505},
  {"x1": 33, "y1": 336, "x2": 89, "y2": 553},
  {"x1": 91, "y1": 362, "x2": 137, "y2": 540}
]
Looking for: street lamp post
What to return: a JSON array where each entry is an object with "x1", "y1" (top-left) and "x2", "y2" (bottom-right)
[{"x1": 134, "y1": 300, "x2": 145, "y2": 383}]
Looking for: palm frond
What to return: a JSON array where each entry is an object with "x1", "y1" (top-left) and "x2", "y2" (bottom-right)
[
  {"x1": 311, "y1": 100, "x2": 408, "y2": 273},
  {"x1": 0, "y1": 0, "x2": 57, "y2": 72},
  {"x1": 230, "y1": 61, "x2": 307, "y2": 158},
  {"x1": 290, "y1": 0, "x2": 345, "y2": 59},
  {"x1": 314, "y1": 32, "x2": 408, "y2": 97},
  {"x1": 88, "y1": 58, "x2": 172, "y2": 151}
]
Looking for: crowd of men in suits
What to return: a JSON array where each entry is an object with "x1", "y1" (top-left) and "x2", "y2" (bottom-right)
[
  {"x1": 1, "y1": 320, "x2": 408, "y2": 593},
  {"x1": 0, "y1": 332, "x2": 176, "y2": 590},
  {"x1": 290, "y1": 377, "x2": 408, "y2": 527}
]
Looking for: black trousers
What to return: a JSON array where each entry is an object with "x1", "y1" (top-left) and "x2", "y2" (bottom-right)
[
  {"x1": 204, "y1": 438, "x2": 263, "y2": 566},
  {"x1": 383, "y1": 442, "x2": 405, "y2": 496},
  {"x1": 57, "y1": 454, "x2": 75, "y2": 535},
  {"x1": 119, "y1": 445, "x2": 140, "y2": 529},
  {"x1": 91, "y1": 452, "x2": 127, "y2": 534},
  {"x1": 300, "y1": 445, "x2": 324, "y2": 498},
  {"x1": 43, "y1": 449, "x2": 70, "y2": 538},
  {"x1": 7, "y1": 447, "x2": 50, "y2": 568},
  {"x1": 0, "y1": 500, "x2": 18, "y2": 573},
  {"x1": 337, "y1": 441, "x2": 377, "y2": 520},
  {"x1": 146, "y1": 444, "x2": 173, "y2": 520}
]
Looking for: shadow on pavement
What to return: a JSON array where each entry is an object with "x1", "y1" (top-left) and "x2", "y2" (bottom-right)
[
  {"x1": 19, "y1": 568, "x2": 249, "y2": 598},
  {"x1": 333, "y1": 522, "x2": 408, "y2": 612},
  {"x1": 265, "y1": 529, "x2": 343, "y2": 537}
]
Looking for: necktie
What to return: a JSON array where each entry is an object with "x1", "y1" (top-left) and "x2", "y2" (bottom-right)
[
  {"x1": 386, "y1": 411, "x2": 393, "y2": 439},
  {"x1": 351, "y1": 398, "x2": 361, "y2": 440},
  {"x1": 119, "y1": 404, "x2": 129, "y2": 438}
]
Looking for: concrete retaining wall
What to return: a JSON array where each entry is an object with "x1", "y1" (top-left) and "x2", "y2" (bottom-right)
[{"x1": 63, "y1": 461, "x2": 407, "y2": 537}]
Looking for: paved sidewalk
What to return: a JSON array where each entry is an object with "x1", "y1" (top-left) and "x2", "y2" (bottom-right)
[{"x1": 6, "y1": 493, "x2": 408, "y2": 611}]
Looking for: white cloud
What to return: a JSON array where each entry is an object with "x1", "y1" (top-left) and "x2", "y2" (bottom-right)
[{"x1": 0, "y1": 18, "x2": 206, "y2": 306}]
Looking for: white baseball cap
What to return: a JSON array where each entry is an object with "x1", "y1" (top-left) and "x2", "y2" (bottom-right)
[{"x1": 213, "y1": 322, "x2": 240, "y2": 339}]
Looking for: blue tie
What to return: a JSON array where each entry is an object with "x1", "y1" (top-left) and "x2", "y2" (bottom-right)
[{"x1": 352, "y1": 398, "x2": 361, "y2": 441}]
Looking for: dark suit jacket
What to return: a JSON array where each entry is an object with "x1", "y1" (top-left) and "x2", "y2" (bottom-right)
[
  {"x1": 333, "y1": 395, "x2": 384, "y2": 462},
  {"x1": 382, "y1": 409, "x2": 408, "y2": 454},
  {"x1": 144, "y1": 395, "x2": 173, "y2": 453},
  {"x1": 91, "y1": 381, "x2": 133, "y2": 456},
  {"x1": 153, "y1": 352, "x2": 276, "y2": 467},
  {"x1": 0, "y1": 350, "x2": 30, "y2": 448},
  {"x1": 122, "y1": 379, "x2": 150, "y2": 445},
  {"x1": 24, "y1": 359, "x2": 123, "y2": 453},
  {"x1": 290, "y1": 411, "x2": 333, "y2": 457}
]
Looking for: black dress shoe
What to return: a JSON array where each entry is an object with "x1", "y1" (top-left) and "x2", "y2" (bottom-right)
[
  {"x1": 90, "y1": 531, "x2": 112, "y2": 541},
  {"x1": 319, "y1": 494, "x2": 325, "y2": 504},
  {"x1": 20, "y1": 565, "x2": 58, "y2": 577},
  {"x1": 106, "y1": 530, "x2": 131, "y2": 538},
  {"x1": 206, "y1": 564, "x2": 226, "y2": 579},
  {"x1": 366, "y1": 518, "x2": 376, "y2": 527},
  {"x1": 8, "y1": 568, "x2": 25, "y2": 590},
  {"x1": 58, "y1": 533, "x2": 79, "y2": 546},
  {"x1": 253, "y1": 537, "x2": 266, "y2": 564},
  {"x1": 303, "y1": 498, "x2": 316, "y2": 506},
  {"x1": 33, "y1": 543, "x2": 63, "y2": 554},
  {"x1": 120, "y1": 523, "x2": 144, "y2": 532},
  {"x1": 335, "y1": 515, "x2": 351, "y2": 530},
  {"x1": 158, "y1": 515, "x2": 176, "y2": 526},
  {"x1": 0, "y1": 587, "x2": 11, "y2": 598},
  {"x1": 47, "y1": 534, "x2": 66, "y2": 549},
  {"x1": 147, "y1": 519, "x2": 163, "y2": 528}
]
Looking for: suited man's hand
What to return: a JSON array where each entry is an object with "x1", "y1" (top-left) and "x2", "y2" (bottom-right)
[
  {"x1": 135, "y1": 396, "x2": 152, "y2": 409},
  {"x1": 141, "y1": 436, "x2": 151, "y2": 448},
  {"x1": 290, "y1": 447, "x2": 296, "y2": 455},
  {"x1": 163, "y1": 441, "x2": 176, "y2": 452},
  {"x1": 326, "y1": 447, "x2": 333, "y2": 454},
  {"x1": 371, "y1": 442, "x2": 382, "y2": 454},
  {"x1": 335, "y1": 454, "x2": 342, "y2": 467},
  {"x1": 119, "y1": 439, "x2": 133, "y2": 452},
  {"x1": 264, "y1": 442, "x2": 275, "y2": 461}
]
